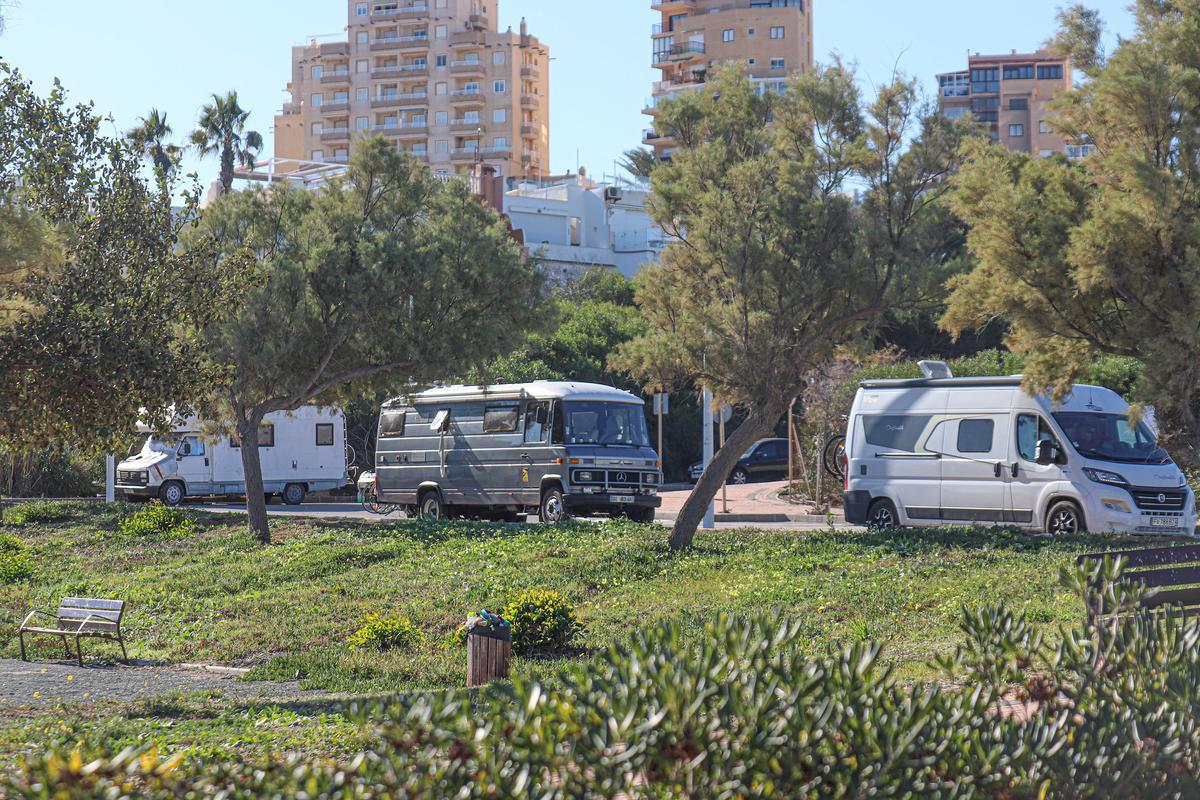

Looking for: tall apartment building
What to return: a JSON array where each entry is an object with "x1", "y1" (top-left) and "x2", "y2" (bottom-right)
[
  {"x1": 274, "y1": 0, "x2": 550, "y2": 180},
  {"x1": 645, "y1": 0, "x2": 814, "y2": 158},
  {"x1": 937, "y1": 50, "x2": 1089, "y2": 158}
]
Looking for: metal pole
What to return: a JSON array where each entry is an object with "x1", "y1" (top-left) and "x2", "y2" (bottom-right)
[
  {"x1": 105, "y1": 455, "x2": 116, "y2": 503},
  {"x1": 719, "y1": 412, "x2": 728, "y2": 513},
  {"x1": 702, "y1": 387, "x2": 715, "y2": 529},
  {"x1": 657, "y1": 396, "x2": 664, "y2": 473},
  {"x1": 788, "y1": 397, "x2": 798, "y2": 488}
]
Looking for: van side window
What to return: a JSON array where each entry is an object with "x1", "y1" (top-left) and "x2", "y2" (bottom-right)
[
  {"x1": 1017, "y1": 415, "x2": 1055, "y2": 461},
  {"x1": 379, "y1": 410, "x2": 406, "y2": 438},
  {"x1": 316, "y1": 423, "x2": 335, "y2": 446},
  {"x1": 863, "y1": 415, "x2": 931, "y2": 452},
  {"x1": 550, "y1": 402, "x2": 565, "y2": 444},
  {"x1": 957, "y1": 419, "x2": 994, "y2": 454},
  {"x1": 483, "y1": 405, "x2": 520, "y2": 434},
  {"x1": 524, "y1": 401, "x2": 549, "y2": 443},
  {"x1": 258, "y1": 424, "x2": 275, "y2": 448}
]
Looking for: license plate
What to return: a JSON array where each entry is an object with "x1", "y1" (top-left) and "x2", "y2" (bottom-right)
[
  {"x1": 611, "y1": 495, "x2": 635, "y2": 505},
  {"x1": 1151, "y1": 517, "x2": 1179, "y2": 528}
]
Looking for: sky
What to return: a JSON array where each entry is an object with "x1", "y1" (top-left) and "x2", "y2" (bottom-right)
[{"x1": 0, "y1": 0, "x2": 1136, "y2": 188}]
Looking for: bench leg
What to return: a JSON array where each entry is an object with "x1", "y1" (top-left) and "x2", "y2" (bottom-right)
[
  {"x1": 118, "y1": 635, "x2": 128, "y2": 664},
  {"x1": 60, "y1": 634, "x2": 71, "y2": 660},
  {"x1": 18, "y1": 631, "x2": 26, "y2": 662},
  {"x1": 75, "y1": 636, "x2": 83, "y2": 668}
]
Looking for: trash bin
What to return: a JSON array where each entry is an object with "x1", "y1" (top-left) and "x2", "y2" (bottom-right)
[{"x1": 466, "y1": 611, "x2": 512, "y2": 687}]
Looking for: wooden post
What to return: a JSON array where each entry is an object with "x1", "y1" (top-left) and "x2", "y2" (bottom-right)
[{"x1": 467, "y1": 619, "x2": 512, "y2": 687}]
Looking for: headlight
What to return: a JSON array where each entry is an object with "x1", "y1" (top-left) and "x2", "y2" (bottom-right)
[
  {"x1": 574, "y1": 471, "x2": 595, "y2": 482},
  {"x1": 1083, "y1": 467, "x2": 1129, "y2": 487}
]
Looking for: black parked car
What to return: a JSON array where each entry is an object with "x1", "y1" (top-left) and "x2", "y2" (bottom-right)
[{"x1": 689, "y1": 438, "x2": 790, "y2": 485}]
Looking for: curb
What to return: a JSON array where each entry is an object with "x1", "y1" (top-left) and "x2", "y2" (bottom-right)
[
  {"x1": 178, "y1": 663, "x2": 252, "y2": 677},
  {"x1": 660, "y1": 512, "x2": 847, "y2": 524}
]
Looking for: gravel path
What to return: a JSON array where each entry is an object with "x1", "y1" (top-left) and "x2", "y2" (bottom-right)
[{"x1": 0, "y1": 658, "x2": 324, "y2": 708}]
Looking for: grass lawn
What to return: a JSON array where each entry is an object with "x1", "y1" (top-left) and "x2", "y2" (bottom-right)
[{"x1": 0, "y1": 502, "x2": 1162, "y2": 763}]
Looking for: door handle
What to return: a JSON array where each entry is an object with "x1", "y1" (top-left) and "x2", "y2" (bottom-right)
[
  {"x1": 205, "y1": 458, "x2": 209, "y2": 467},
  {"x1": 1010, "y1": 462, "x2": 1018, "y2": 478},
  {"x1": 993, "y1": 462, "x2": 1002, "y2": 479}
]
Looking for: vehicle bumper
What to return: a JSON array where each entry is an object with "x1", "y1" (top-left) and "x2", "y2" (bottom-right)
[
  {"x1": 564, "y1": 492, "x2": 661, "y2": 515},
  {"x1": 115, "y1": 485, "x2": 157, "y2": 499},
  {"x1": 1080, "y1": 492, "x2": 1197, "y2": 536},
  {"x1": 843, "y1": 491, "x2": 871, "y2": 525}
]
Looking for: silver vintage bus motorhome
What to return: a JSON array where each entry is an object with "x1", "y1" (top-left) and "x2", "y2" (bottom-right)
[{"x1": 376, "y1": 381, "x2": 663, "y2": 523}]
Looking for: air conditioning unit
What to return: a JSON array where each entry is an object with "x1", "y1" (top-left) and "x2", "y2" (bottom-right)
[{"x1": 605, "y1": 186, "x2": 623, "y2": 202}]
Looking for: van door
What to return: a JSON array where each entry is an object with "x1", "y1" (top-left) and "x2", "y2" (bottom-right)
[
  {"x1": 939, "y1": 416, "x2": 1009, "y2": 524},
  {"x1": 176, "y1": 435, "x2": 213, "y2": 494},
  {"x1": 1007, "y1": 413, "x2": 1064, "y2": 528},
  {"x1": 859, "y1": 413, "x2": 942, "y2": 524},
  {"x1": 520, "y1": 401, "x2": 552, "y2": 504}
]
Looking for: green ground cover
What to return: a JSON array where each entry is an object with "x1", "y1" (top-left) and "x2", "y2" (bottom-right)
[{"x1": 0, "y1": 502, "x2": 1162, "y2": 763}]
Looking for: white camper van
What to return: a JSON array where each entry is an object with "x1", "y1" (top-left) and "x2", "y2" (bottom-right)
[
  {"x1": 843, "y1": 363, "x2": 1196, "y2": 536},
  {"x1": 115, "y1": 406, "x2": 350, "y2": 506}
]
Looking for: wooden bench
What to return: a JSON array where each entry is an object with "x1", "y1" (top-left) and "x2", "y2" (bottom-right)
[
  {"x1": 18, "y1": 597, "x2": 127, "y2": 666},
  {"x1": 1078, "y1": 544, "x2": 1200, "y2": 618}
]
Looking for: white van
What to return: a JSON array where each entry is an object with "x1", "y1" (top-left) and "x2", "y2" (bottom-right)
[
  {"x1": 115, "y1": 406, "x2": 350, "y2": 506},
  {"x1": 843, "y1": 363, "x2": 1196, "y2": 536}
]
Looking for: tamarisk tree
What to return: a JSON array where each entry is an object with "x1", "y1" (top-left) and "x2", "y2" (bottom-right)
[
  {"x1": 189, "y1": 137, "x2": 544, "y2": 542},
  {"x1": 616, "y1": 64, "x2": 967, "y2": 549}
]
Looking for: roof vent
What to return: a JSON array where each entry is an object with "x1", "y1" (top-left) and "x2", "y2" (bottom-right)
[{"x1": 918, "y1": 360, "x2": 953, "y2": 380}]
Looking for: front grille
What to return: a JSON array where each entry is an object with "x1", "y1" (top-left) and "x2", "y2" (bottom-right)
[
  {"x1": 572, "y1": 470, "x2": 659, "y2": 493},
  {"x1": 118, "y1": 470, "x2": 148, "y2": 486},
  {"x1": 1131, "y1": 489, "x2": 1187, "y2": 512}
]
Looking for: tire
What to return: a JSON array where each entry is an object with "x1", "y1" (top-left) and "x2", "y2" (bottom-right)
[
  {"x1": 628, "y1": 507, "x2": 656, "y2": 525},
  {"x1": 539, "y1": 487, "x2": 567, "y2": 524},
  {"x1": 159, "y1": 481, "x2": 185, "y2": 507},
  {"x1": 867, "y1": 498, "x2": 899, "y2": 530},
  {"x1": 730, "y1": 468, "x2": 750, "y2": 486},
  {"x1": 281, "y1": 484, "x2": 307, "y2": 506},
  {"x1": 1046, "y1": 500, "x2": 1085, "y2": 536},
  {"x1": 419, "y1": 491, "x2": 444, "y2": 522}
]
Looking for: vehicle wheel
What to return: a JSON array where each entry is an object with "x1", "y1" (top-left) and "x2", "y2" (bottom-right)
[
  {"x1": 264, "y1": 493, "x2": 276, "y2": 506},
  {"x1": 867, "y1": 498, "x2": 899, "y2": 530},
  {"x1": 282, "y1": 484, "x2": 306, "y2": 506},
  {"x1": 628, "y1": 507, "x2": 656, "y2": 525},
  {"x1": 539, "y1": 487, "x2": 567, "y2": 524},
  {"x1": 158, "y1": 481, "x2": 185, "y2": 507},
  {"x1": 1046, "y1": 500, "x2": 1085, "y2": 536},
  {"x1": 419, "y1": 491, "x2": 444, "y2": 522},
  {"x1": 730, "y1": 468, "x2": 750, "y2": 486}
]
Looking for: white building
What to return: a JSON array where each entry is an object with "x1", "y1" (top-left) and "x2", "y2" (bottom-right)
[{"x1": 503, "y1": 170, "x2": 667, "y2": 283}]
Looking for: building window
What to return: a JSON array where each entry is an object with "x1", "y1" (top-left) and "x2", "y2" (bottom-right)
[
  {"x1": 412, "y1": 142, "x2": 427, "y2": 156},
  {"x1": 356, "y1": 31, "x2": 368, "y2": 45},
  {"x1": 493, "y1": 108, "x2": 507, "y2": 123},
  {"x1": 769, "y1": 26, "x2": 785, "y2": 39},
  {"x1": 435, "y1": 24, "x2": 447, "y2": 38},
  {"x1": 356, "y1": 59, "x2": 368, "y2": 73},
  {"x1": 311, "y1": 93, "x2": 323, "y2": 107},
  {"x1": 356, "y1": 116, "x2": 368, "y2": 130},
  {"x1": 1039, "y1": 120, "x2": 1050, "y2": 134},
  {"x1": 1008, "y1": 98, "x2": 1029, "y2": 110},
  {"x1": 770, "y1": 58, "x2": 785, "y2": 70},
  {"x1": 493, "y1": 51, "x2": 506, "y2": 65},
  {"x1": 970, "y1": 96, "x2": 1000, "y2": 122},
  {"x1": 1003, "y1": 65, "x2": 1035, "y2": 80},
  {"x1": 316, "y1": 424, "x2": 335, "y2": 447},
  {"x1": 435, "y1": 139, "x2": 449, "y2": 154},
  {"x1": 356, "y1": 87, "x2": 368, "y2": 102},
  {"x1": 747, "y1": 58, "x2": 756, "y2": 66},
  {"x1": 493, "y1": 137, "x2": 508, "y2": 149},
  {"x1": 1037, "y1": 64, "x2": 1065, "y2": 80},
  {"x1": 747, "y1": 27, "x2": 755, "y2": 36},
  {"x1": 435, "y1": 111, "x2": 448, "y2": 125},
  {"x1": 311, "y1": 149, "x2": 324, "y2": 161},
  {"x1": 494, "y1": 80, "x2": 506, "y2": 93},
  {"x1": 436, "y1": 82, "x2": 447, "y2": 95},
  {"x1": 970, "y1": 67, "x2": 1000, "y2": 94},
  {"x1": 311, "y1": 122, "x2": 323, "y2": 135},
  {"x1": 312, "y1": 66, "x2": 324, "y2": 79},
  {"x1": 723, "y1": 28, "x2": 734, "y2": 43},
  {"x1": 356, "y1": 2, "x2": 368, "y2": 16},
  {"x1": 1008, "y1": 123, "x2": 1025, "y2": 137},
  {"x1": 436, "y1": 54, "x2": 447, "y2": 67}
]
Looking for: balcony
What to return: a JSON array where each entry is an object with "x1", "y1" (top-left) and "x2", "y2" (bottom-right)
[
  {"x1": 520, "y1": 124, "x2": 536, "y2": 137},
  {"x1": 652, "y1": 42, "x2": 705, "y2": 67},
  {"x1": 371, "y1": 3, "x2": 428, "y2": 21},
  {"x1": 371, "y1": 92, "x2": 428, "y2": 108},
  {"x1": 371, "y1": 35, "x2": 429, "y2": 52},
  {"x1": 451, "y1": 59, "x2": 485, "y2": 75},
  {"x1": 318, "y1": 42, "x2": 350, "y2": 58},
  {"x1": 320, "y1": 128, "x2": 351, "y2": 142},
  {"x1": 520, "y1": 94, "x2": 540, "y2": 108},
  {"x1": 451, "y1": 145, "x2": 511, "y2": 160},
  {"x1": 450, "y1": 30, "x2": 484, "y2": 46},
  {"x1": 467, "y1": 13, "x2": 489, "y2": 30},
  {"x1": 320, "y1": 69, "x2": 351, "y2": 84},
  {"x1": 520, "y1": 65, "x2": 540, "y2": 80},
  {"x1": 450, "y1": 89, "x2": 485, "y2": 104},
  {"x1": 451, "y1": 119, "x2": 484, "y2": 132},
  {"x1": 372, "y1": 63, "x2": 429, "y2": 78},
  {"x1": 651, "y1": 0, "x2": 695, "y2": 10},
  {"x1": 319, "y1": 102, "x2": 351, "y2": 115},
  {"x1": 375, "y1": 122, "x2": 428, "y2": 137}
]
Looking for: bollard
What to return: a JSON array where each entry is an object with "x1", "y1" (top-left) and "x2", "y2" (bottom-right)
[{"x1": 466, "y1": 612, "x2": 512, "y2": 687}]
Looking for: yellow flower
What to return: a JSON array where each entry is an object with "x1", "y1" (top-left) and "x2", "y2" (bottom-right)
[
  {"x1": 66, "y1": 675, "x2": 74, "y2": 681},
  {"x1": 32, "y1": 691, "x2": 40, "y2": 699}
]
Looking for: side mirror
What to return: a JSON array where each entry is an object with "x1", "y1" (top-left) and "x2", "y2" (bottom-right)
[
  {"x1": 1035, "y1": 440, "x2": 1057, "y2": 466},
  {"x1": 535, "y1": 406, "x2": 548, "y2": 425}
]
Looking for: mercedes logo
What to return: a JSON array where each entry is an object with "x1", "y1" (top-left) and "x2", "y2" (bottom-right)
[
  {"x1": 1159, "y1": 493, "x2": 1168, "y2": 504},
  {"x1": 616, "y1": 472, "x2": 627, "y2": 483}
]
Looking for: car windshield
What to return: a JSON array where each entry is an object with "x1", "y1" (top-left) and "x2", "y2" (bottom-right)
[
  {"x1": 561, "y1": 402, "x2": 651, "y2": 448},
  {"x1": 1053, "y1": 411, "x2": 1171, "y2": 465},
  {"x1": 140, "y1": 436, "x2": 178, "y2": 456}
]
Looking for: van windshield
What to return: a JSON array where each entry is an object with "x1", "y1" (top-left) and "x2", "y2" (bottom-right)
[
  {"x1": 1053, "y1": 412, "x2": 1171, "y2": 465},
  {"x1": 140, "y1": 436, "x2": 178, "y2": 456},
  {"x1": 561, "y1": 402, "x2": 651, "y2": 448}
]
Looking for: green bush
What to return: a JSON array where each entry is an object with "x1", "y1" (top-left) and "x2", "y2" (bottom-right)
[
  {"x1": 116, "y1": 502, "x2": 195, "y2": 540},
  {"x1": 0, "y1": 534, "x2": 32, "y2": 584},
  {"x1": 1, "y1": 500, "x2": 77, "y2": 526},
  {"x1": 504, "y1": 588, "x2": 576, "y2": 655},
  {"x1": 346, "y1": 613, "x2": 423, "y2": 651},
  {"x1": 16, "y1": 559, "x2": 1200, "y2": 798}
]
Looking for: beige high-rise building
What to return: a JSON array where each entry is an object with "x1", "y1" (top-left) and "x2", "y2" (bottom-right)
[
  {"x1": 937, "y1": 50, "x2": 1089, "y2": 158},
  {"x1": 275, "y1": 1, "x2": 550, "y2": 181},
  {"x1": 645, "y1": 0, "x2": 814, "y2": 158}
]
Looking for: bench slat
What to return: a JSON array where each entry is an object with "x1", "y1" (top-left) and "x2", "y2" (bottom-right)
[
  {"x1": 1078, "y1": 545, "x2": 1200, "y2": 570},
  {"x1": 1123, "y1": 565, "x2": 1200, "y2": 588},
  {"x1": 1142, "y1": 587, "x2": 1200, "y2": 611},
  {"x1": 57, "y1": 609, "x2": 122, "y2": 623},
  {"x1": 60, "y1": 598, "x2": 125, "y2": 612}
]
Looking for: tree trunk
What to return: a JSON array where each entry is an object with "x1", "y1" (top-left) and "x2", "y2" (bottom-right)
[
  {"x1": 669, "y1": 401, "x2": 786, "y2": 551},
  {"x1": 238, "y1": 416, "x2": 271, "y2": 544},
  {"x1": 220, "y1": 143, "x2": 235, "y2": 195}
]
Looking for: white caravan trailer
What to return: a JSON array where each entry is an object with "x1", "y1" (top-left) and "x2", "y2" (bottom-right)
[
  {"x1": 115, "y1": 406, "x2": 349, "y2": 506},
  {"x1": 842, "y1": 362, "x2": 1196, "y2": 536}
]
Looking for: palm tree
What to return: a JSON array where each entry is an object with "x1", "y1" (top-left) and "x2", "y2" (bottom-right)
[
  {"x1": 619, "y1": 147, "x2": 659, "y2": 180},
  {"x1": 190, "y1": 91, "x2": 263, "y2": 195},
  {"x1": 127, "y1": 109, "x2": 180, "y2": 177}
]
